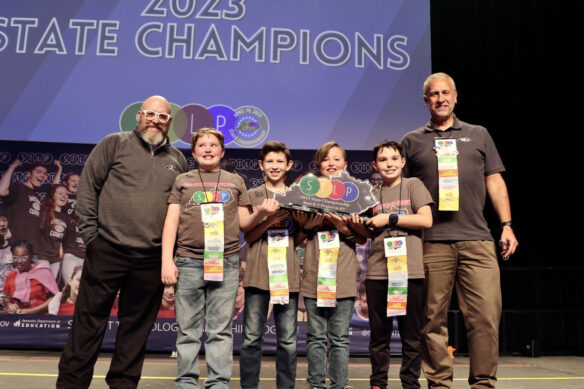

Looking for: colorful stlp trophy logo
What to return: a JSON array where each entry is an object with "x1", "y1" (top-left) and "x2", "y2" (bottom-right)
[{"x1": 274, "y1": 170, "x2": 378, "y2": 215}]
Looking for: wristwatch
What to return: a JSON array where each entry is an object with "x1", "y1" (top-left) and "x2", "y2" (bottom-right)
[
  {"x1": 501, "y1": 220, "x2": 512, "y2": 228},
  {"x1": 389, "y1": 213, "x2": 399, "y2": 228}
]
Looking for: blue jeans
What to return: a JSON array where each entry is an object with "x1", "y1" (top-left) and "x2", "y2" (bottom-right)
[
  {"x1": 240, "y1": 288, "x2": 298, "y2": 389},
  {"x1": 174, "y1": 254, "x2": 239, "y2": 388},
  {"x1": 304, "y1": 297, "x2": 355, "y2": 389}
]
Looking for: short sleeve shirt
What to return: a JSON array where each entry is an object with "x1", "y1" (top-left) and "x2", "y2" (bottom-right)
[
  {"x1": 168, "y1": 169, "x2": 250, "y2": 259},
  {"x1": 62, "y1": 219, "x2": 86, "y2": 259},
  {"x1": 401, "y1": 117, "x2": 505, "y2": 241},
  {"x1": 243, "y1": 185, "x2": 300, "y2": 292},
  {"x1": 300, "y1": 220, "x2": 359, "y2": 299},
  {"x1": 366, "y1": 177, "x2": 434, "y2": 280},
  {"x1": 0, "y1": 183, "x2": 41, "y2": 251},
  {"x1": 38, "y1": 210, "x2": 72, "y2": 263}
]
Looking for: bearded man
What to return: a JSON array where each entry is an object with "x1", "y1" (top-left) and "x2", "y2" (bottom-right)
[{"x1": 57, "y1": 96, "x2": 187, "y2": 389}]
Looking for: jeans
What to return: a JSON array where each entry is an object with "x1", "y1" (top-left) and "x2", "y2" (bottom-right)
[
  {"x1": 174, "y1": 254, "x2": 240, "y2": 389},
  {"x1": 304, "y1": 297, "x2": 355, "y2": 389},
  {"x1": 240, "y1": 288, "x2": 298, "y2": 389}
]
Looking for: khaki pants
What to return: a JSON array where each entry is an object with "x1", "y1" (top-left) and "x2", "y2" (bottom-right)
[{"x1": 421, "y1": 241, "x2": 502, "y2": 389}]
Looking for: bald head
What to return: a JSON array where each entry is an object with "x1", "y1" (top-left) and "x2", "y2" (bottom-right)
[
  {"x1": 141, "y1": 95, "x2": 171, "y2": 114},
  {"x1": 137, "y1": 95, "x2": 172, "y2": 145}
]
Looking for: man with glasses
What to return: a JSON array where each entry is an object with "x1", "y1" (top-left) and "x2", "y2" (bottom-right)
[
  {"x1": 57, "y1": 95, "x2": 188, "y2": 389},
  {"x1": 401, "y1": 73, "x2": 518, "y2": 389}
]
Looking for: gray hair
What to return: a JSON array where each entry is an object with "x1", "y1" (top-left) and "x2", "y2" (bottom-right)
[{"x1": 423, "y1": 72, "x2": 457, "y2": 96}]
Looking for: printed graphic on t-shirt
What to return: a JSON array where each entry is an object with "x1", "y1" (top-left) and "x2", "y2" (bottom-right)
[
  {"x1": 50, "y1": 217, "x2": 68, "y2": 239},
  {"x1": 28, "y1": 195, "x2": 41, "y2": 217},
  {"x1": 182, "y1": 182, "x2": 237, "y2": 209},
  {"x1": 372, "y1": 199, "x2": 411, "y2": 216}
]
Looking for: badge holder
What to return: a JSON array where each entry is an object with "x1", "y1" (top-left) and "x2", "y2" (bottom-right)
[
  {"x1": 384, "y1": 235, "x2": 408, "y2": 316},
  {"x1": 201, "y1": 202, "x2": 225, "y2": 281},
  {"x1": 267, "y1": 229, "x2": 290, "y2": 305},
  {"x1": 316, "y1": 229, "x2": 340, "y2": 307},
  {"x1": 434, "y1": 138, "x2": 459, "y2": 211}
]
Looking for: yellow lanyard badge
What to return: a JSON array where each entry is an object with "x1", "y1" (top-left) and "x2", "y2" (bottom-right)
[
  {"x1": 316, "y1": 230, "x2": 340, "y2": 307},
  {"x1": 434, "y1": 138, "x2": 459, "y2": 211},
  {"x1": 201, "y1": 203, "x2": 224, "y2": 281},
  {"x1": 384, "y1": 236, "x2": 408, "y2": 316},
  {"x1": 267, "y1": 229, "x2": 290, "y2": 305}
]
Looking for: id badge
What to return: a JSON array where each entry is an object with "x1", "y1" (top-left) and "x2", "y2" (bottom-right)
[
  {"x1": 434, "y1": 138, "x2": 460, "y2": 211},
  {"x1": 267, "y1": 229, "x2": 289, "y2": 248},
  {"x1": 202, "y1": 203, "x2": 224, "y2": 281},
  {"x1": 384, "y1": 236, "x2": 408, "y2": 317},
  {"x1": 317, "y1": 230, "x2": 340, "y2": 250},
  {"x1": 201, "y1": 202, "x2": 224, "y2": 223}
]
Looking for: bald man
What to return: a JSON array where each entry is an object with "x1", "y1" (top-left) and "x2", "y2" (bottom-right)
[{"x1": 57, "y1": 96, "x2": 188, "y2": 389}]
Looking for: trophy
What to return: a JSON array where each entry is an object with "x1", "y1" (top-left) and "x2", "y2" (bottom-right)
[{"x1": 274, "y1": 170, "x2": 378, "y2": 216}]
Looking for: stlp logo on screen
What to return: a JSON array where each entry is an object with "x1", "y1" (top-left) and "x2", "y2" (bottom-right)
[{"x1": 119, "y1": 102, "x2": 269, "y2": 148}]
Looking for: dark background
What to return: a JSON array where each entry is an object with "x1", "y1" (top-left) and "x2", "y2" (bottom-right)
[{"x1": 430, "y1": 1, "x2": 582, "y2": 355}]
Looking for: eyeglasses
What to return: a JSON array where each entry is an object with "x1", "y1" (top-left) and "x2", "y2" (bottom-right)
[
  {"x1": 12, "y1": 255, "x2": 31, "y2": 262},
  {"x1": 139, "y1": 110, "x2": 172, "y2": 123}
]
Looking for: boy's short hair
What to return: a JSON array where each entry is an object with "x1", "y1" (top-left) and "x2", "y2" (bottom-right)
[
  {"x1": 259, "y1": 141, "x2": 291, "y2": 162},
  {"x1": 190, "y1": 128, "x2": 224, "y2": 152},
  {"x1": 29, "y1": 161, "x2": 48, "y2": 173},
  {"x1": 372, "y1": 140, "x2": 404, "y2": 161},
  {"x1": 313, "y1": 141, "x2": 346, "y2": 169}
]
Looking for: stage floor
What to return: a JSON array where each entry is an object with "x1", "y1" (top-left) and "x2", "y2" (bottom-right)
[{"x1": 1, "y1": 350, "x2": 583, "y2": 388}]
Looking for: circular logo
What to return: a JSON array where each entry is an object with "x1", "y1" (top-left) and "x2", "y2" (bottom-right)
[
  {"x1": 176, "y1": 104, "x2": 214, "y2": 144},
  {"x1": 231, "y1": 106, "x2": 270, "y2": 148}
]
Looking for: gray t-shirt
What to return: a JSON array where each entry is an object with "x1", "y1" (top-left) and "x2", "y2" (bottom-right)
[
  {"x1": 169, "y1": 169, "x2": 250, "y2": 259},
  {"x1": 401, "y1": 116, "x2": 505, "y2": 241},
  {"x1": 243, "y1": 185, "x2": 300, "y2": 292},
  {"x1": 366, "y1": 177, "x2": 434, "y2": 280}
]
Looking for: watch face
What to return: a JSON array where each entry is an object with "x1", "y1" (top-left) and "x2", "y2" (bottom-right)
[{"x1": 390, "y1": 213, "x2": 398, "y2": 227}]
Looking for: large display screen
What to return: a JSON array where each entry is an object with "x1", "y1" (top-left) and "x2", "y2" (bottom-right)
[{"x1": 1, "y1": 0, "x2": 431, "y2": 149}]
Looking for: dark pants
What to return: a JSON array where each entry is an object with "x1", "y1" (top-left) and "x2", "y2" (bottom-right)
[
  {"x1": 366, "y1": 278, "x2": 424, "y2": 389},
  {"x1": 57, "y1": 235, "x2": 164, "y2": 389}
]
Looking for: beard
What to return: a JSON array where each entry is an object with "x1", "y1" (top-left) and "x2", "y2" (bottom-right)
[
  {"x1": 141, "y1": 131, "x2": 165, "y2": 146},
  {"x1": 138, "y1": 124, "x2": 167, "y2": 146}
]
